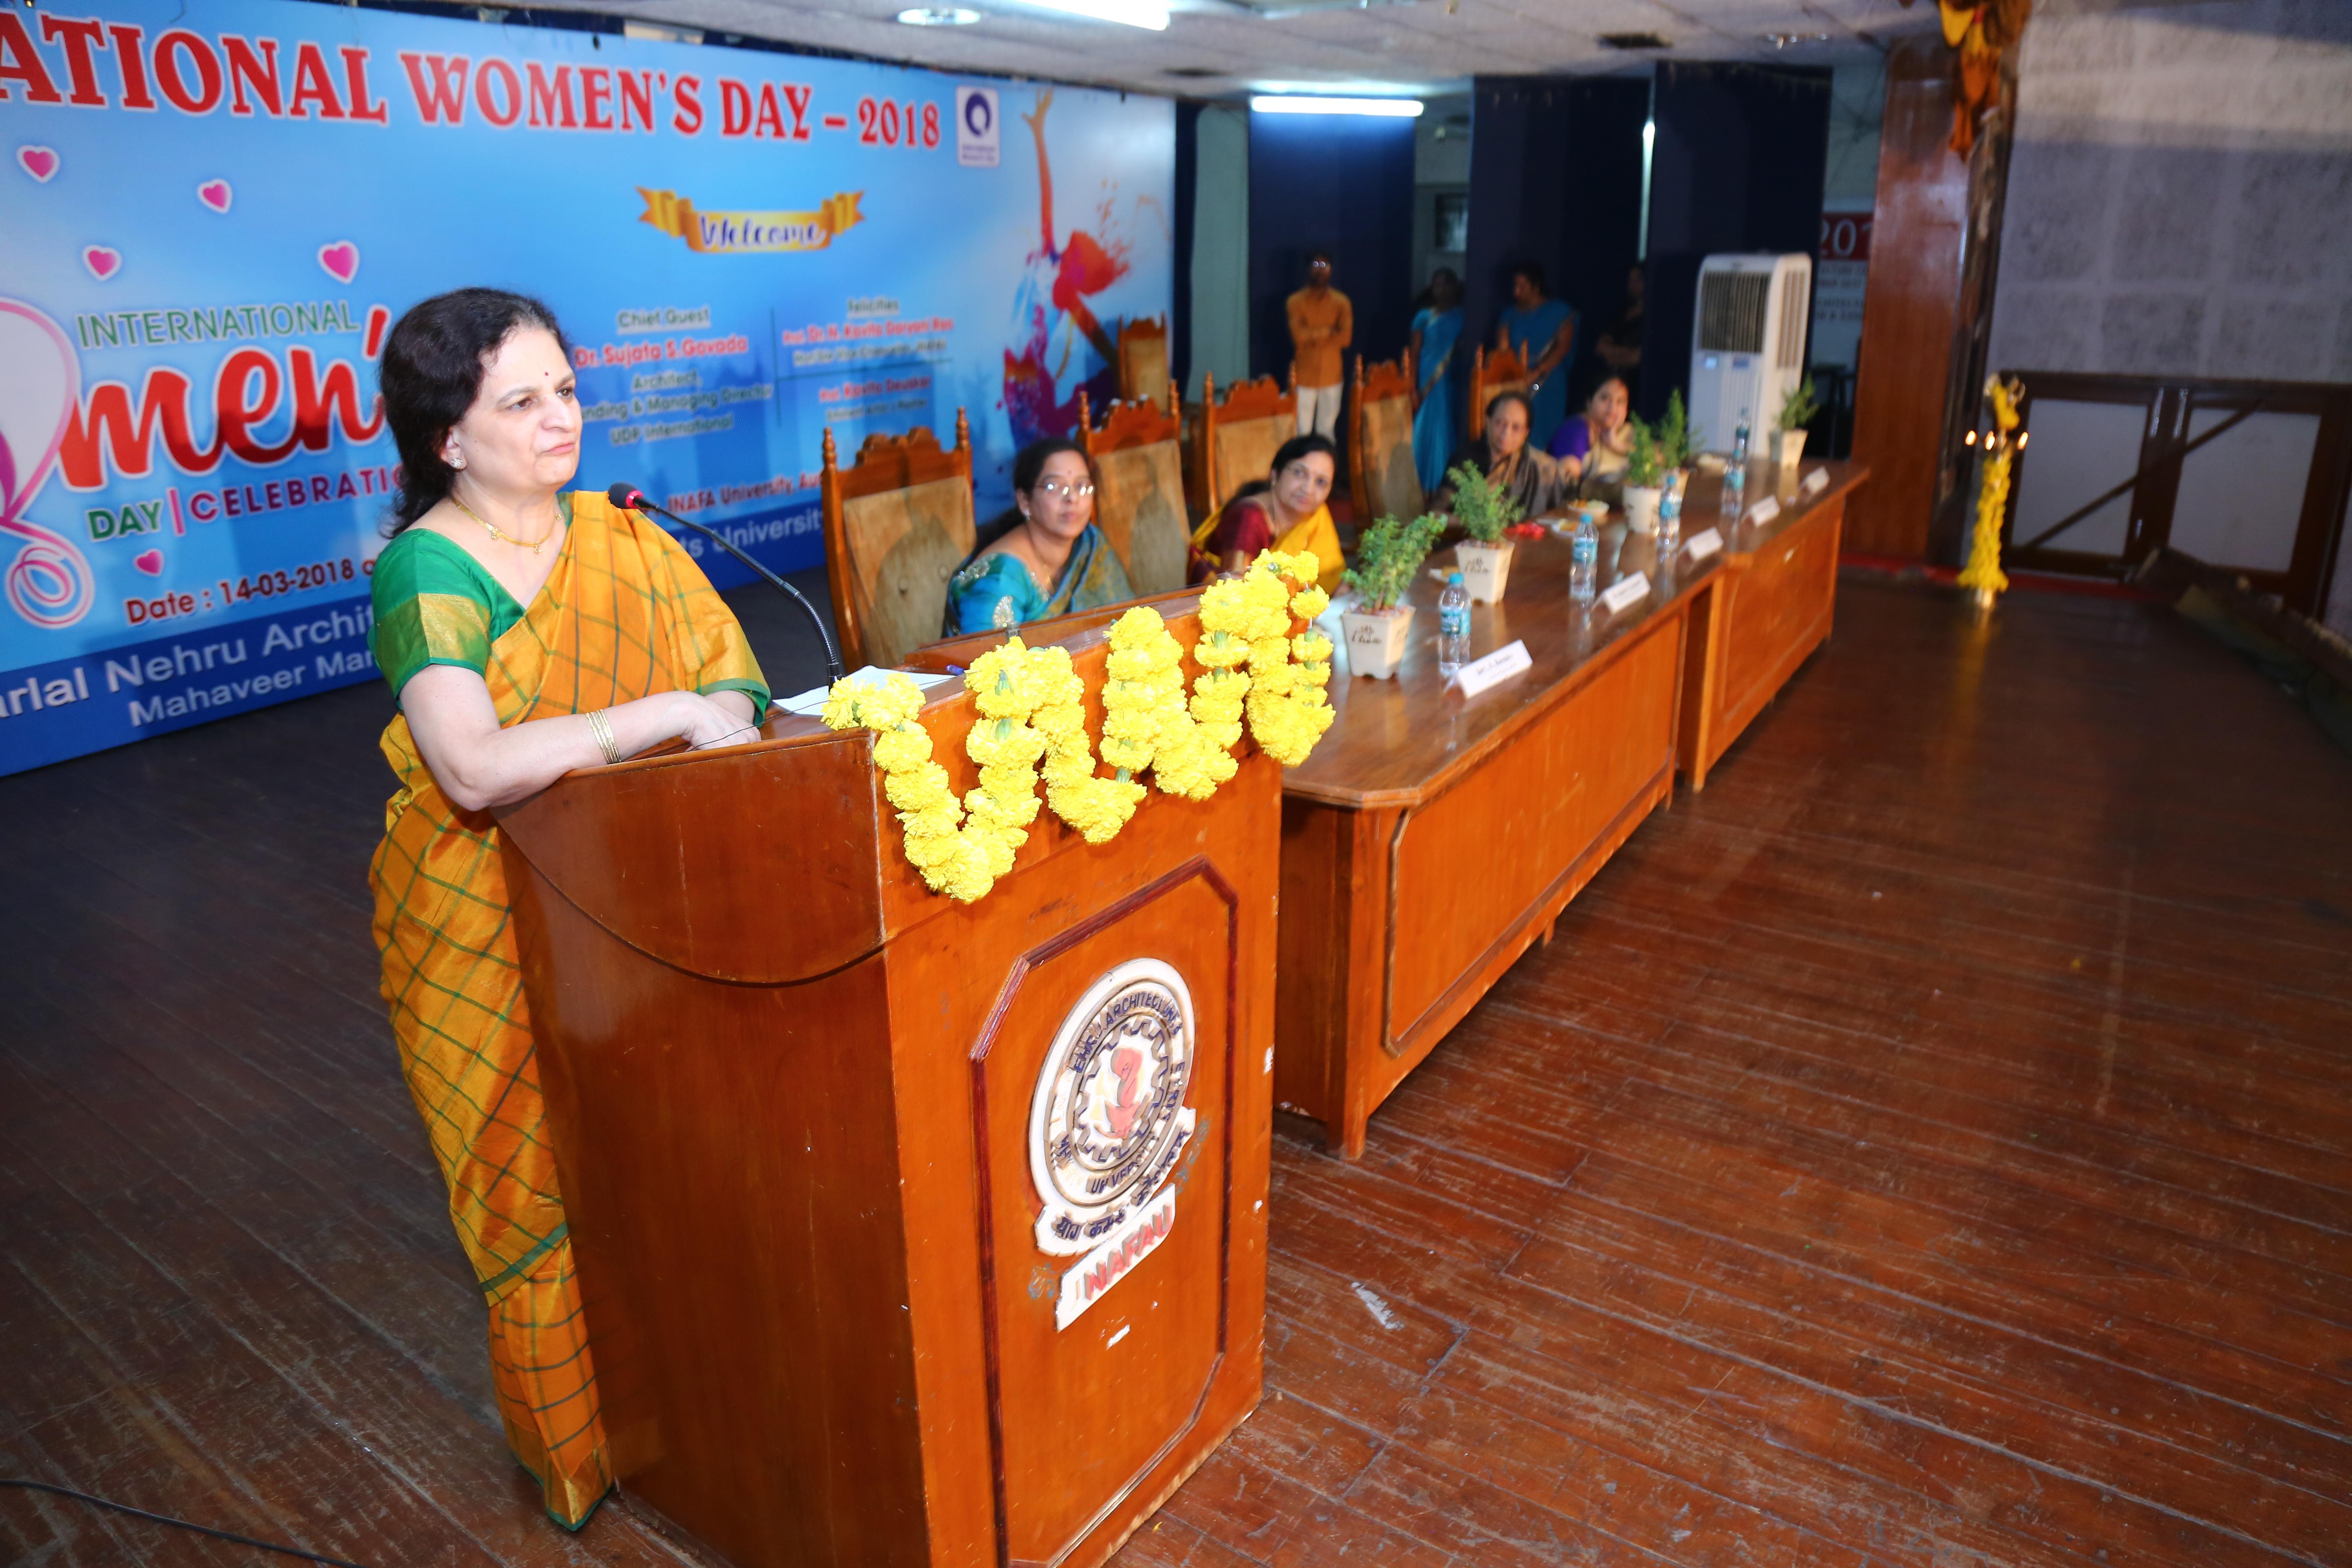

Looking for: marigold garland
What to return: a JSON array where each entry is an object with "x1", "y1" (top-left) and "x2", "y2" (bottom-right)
[
  {"x1": 1958, "y1": 375, "x2": 2023, "y2": 607},
  {"x1": 1033, "y1": 641, "x2": 1145, "y2": 843},
  {"x1": 821, "y1": 552, "x2": 1336, "y2": 902}
]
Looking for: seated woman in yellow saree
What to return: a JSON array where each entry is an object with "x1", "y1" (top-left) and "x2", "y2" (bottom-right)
[
  {"x1": 367, "y1": 289, "x2": 768, "y2": 1530},
  {"x1": 1188, "y1": 432, "x2": 1345, "y2": 592}
]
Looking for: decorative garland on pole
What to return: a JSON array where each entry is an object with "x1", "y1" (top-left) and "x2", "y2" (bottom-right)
[
  {"x1": 822, "y1": 550, "x2": 1334, "y2": 903},
  {"x1": 1957, "y1": 374, "x2": 2025, "y2": 611}
]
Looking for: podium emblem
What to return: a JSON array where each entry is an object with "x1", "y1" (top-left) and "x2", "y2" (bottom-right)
[{"x1": 1029, "y1": 958, "x2": 1196, "y2": 1257}]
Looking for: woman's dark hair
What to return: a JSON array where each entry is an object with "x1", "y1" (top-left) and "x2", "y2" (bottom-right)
[
  {"x1": 1227, "y1": 432, "x2": 1338, "y2": 509},
  {"x1": 971, "y1": 436, "x2": 1096, "y2": 557},
  {"x1": 1510, "y1": 261, "x2": 1548, "y2": 296},
  {"x1": 1412, "y1": 267, "x2": 1462, "y2": 312},
  {"x1": 380, "y1": 288, "x2": 570, "y2": 532},
  {"x1": 1484, "y1": 389, "x2": 1535, "y2": 427}
]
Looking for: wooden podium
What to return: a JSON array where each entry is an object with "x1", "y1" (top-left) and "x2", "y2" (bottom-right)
[{"x1": 494, "y1": 611, "x2": 1278, "y2": 1568}]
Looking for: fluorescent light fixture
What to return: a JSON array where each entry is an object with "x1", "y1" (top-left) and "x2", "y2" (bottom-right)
[
  {"x1": 1019, "y1": 0, "x2": 1169, "y2": 29},
  {"x1": 898, "y1": 5, "x2": 981, "y2": 21},
  {"x1": 1250, "y1": 96, "x2": 1423, "y2": 117}
]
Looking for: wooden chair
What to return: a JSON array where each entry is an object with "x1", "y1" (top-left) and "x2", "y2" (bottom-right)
[
  {"x1": 1187, "y1": 372, "x2": 1297, "y2": 520},
  {"x1": 1116, "y1": 316, "x2": 1173, "y2": 412},
  {"x1": 818, "y1": 412, "x2": 976, "y2": 670},
  {"x1": 1349, "y1": 353, "x2": 1423, "y2": 525},
  {"x1": 1466, "y1": 343, "x2": 1529, "y2": 444},
  {"x1": 1079, "y1": 386, "x2": 1191, "y2": 595}
]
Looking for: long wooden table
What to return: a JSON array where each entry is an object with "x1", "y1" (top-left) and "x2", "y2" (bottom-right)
[
  {"x1": 908, "y1": 461, "x2": 1867, "y2": 1159},
  {"x1": 1679, "y1": 460, "x2": 1866, "y2": 789},
  {"x1": 1275, "y1": 459, "x2": 1866, "y2": 1156}
]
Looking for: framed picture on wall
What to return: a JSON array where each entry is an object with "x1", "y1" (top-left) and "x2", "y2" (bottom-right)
[{"x1": 1434, "y1": 192, "x2": 1469, "y2": 254}]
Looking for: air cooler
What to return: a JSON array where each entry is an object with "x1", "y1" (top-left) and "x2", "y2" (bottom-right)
[{"x1": 1686, "y1": 253, "x2": 1813, "y2": 455}]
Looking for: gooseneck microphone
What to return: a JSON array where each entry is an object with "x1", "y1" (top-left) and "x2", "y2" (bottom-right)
[{"x1": 606, "y1": 483, "x2": 846, "y2": 683}]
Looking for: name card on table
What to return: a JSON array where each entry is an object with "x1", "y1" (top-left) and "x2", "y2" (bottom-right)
[
  {"x1": 1744, "y1": 497, "x2": 1782, "y2": 528},
  {"x1": 1599, "y1": 571, "x2": 1651, "y2": 616},
  {"x1": 1802, "y1": 466, "x2": 1830, "y2": 497},
  {"x1": 1684, "y1": 528, "x2": 1724, "y2": 562},
  {"x1": 1451, "y1": 638, "x2": 1532, "y2": 699}
]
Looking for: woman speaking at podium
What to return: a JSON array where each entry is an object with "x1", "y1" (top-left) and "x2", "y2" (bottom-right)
[{"x1": 365, "y1": 289, "x2": 769, "y2": 1528}]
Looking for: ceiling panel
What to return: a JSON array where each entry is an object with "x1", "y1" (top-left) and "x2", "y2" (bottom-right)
[{"x1": 532, "y1": 0, "x2": 1933, "y2": 96}]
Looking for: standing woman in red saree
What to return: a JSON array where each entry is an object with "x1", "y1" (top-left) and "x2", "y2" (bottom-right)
[{"x1": 366, "y1": 290, "x2": 769, "y2": 1527}]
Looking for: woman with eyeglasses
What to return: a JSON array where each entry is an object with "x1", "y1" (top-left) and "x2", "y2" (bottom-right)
[{"x1": 947, "y1": 436, "x2": 1136, "y2": 634}]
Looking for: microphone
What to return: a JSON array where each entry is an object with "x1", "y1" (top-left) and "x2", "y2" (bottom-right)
[{"x1": 606, "y1": 483, "x2": 846, "y2": 683}]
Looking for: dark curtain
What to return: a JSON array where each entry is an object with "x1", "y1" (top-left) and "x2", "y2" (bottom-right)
[
  {"x1": 1464, "y1": 76, "x2": 1649, "y2": 410},
  {"x1": 1245, "y1": 111, "x2": 1417, "y2": 383},
  {"x1": 1172, "y1": 100, "x2": 1199, "y2": 398},
  {"x1": 1642, "y1": 62, "x2": 1832, "y2": 421}
]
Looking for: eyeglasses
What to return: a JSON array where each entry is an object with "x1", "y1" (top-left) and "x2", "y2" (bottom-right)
[{"x1": 1035, "y1": 479, "x2": 1095, "y2": 500}]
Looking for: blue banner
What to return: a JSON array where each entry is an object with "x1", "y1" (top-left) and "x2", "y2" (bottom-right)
[{"x1": 0, "y1": 0, "x2": 1173, "y2": 774}]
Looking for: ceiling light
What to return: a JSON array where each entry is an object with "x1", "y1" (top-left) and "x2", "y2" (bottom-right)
[
  {"x1": 898, "y1": 5, "x2": 981, "y2": 20},
  {"x1": 1762, "y1": 31, "x2": 1830, "y2": 48},
  {"x1": 1018, "y1": 0, "x2": 1169, "y2": 29},
  {"x1": 1251, "y1": 96, "x2": 1424, "y2": 117}
]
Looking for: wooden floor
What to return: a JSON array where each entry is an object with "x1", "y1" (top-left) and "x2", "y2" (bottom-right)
[{"x1": 4, "y1": 575, "x2": 2350, "y2": 1567}]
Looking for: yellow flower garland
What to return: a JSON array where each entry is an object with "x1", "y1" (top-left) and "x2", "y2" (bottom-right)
[
  {"x1": 821, "y1": 552, "x2": 1336, "y2": 902},
  {"x1": 1200, "y1": 550, "x2": 1334, "y2": 768},
  {"x1": 1033, "y1": 640, "x2": 1146, "y2": 843},
  {"x1": 1958, "y1": 375, "x2": 2023, "y2": 604}
]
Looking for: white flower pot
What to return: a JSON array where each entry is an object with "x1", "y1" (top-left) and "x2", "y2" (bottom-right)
[
  {"x1": 1341, "y1": 605, "x2": 1415, "y2": 680},
  {"x1": 1771, "y1": 427, "x2": 1808, "y2": 470},
  {"x1": 1623, "y1": 485, "x2": 1664, "y2": 536},
  {"x1": 1455, "y1": 540, "x2": 1515, "y2": 604}
]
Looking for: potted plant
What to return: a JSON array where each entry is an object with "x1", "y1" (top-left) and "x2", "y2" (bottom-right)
[
  {"x1": 1653, "y1": 390, "x2": 1699, "y2": 535},
  {"x1": 1339, "y1": 512, "x2": 1443, "y2": 679},
  {"x1": 1444, "y1": 460, "x2": 1521, "y2": 603},
  {"x1": 1772, "y1": 376, "x2": 1822, "y2": 470},
  {"x1": 1621, "y1": 416, "x2": 1664, "y2": 535}
]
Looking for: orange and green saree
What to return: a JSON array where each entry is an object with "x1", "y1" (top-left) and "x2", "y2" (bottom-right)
[{"x1": 367, "y1": 491, "x2": 767, "y2": 1528}]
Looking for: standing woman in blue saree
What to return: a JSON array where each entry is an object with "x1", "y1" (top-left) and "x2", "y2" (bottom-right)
[
  {"x1": 1408, "y1": 269, "x2": 1464, "y2": 496},
  {"x1": 947, "y1": 437, "x2": 1136, "y2": 634},
  {"x1": 1496, "y1": 262, "x2": 1577, "y2": 450}
]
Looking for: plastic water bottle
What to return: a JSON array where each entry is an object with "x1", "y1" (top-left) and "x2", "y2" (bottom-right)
[
  {"x1": 1723, "y1": 407, "x2": 1751, "y2": 513},
  {"x1": 1437, "y1": 571, "x2": 1471, "y2": 678},
  {"x1": 1569, "y1": 512, "x2": 1599, "y2": 603},
  {"x1": 1659, "y1": 475, "x2": 1683, "y2": 549}
]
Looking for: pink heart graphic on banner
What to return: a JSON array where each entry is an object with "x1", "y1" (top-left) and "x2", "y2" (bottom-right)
[
  {"x1": 82, "y1": 246, "x2": 120, "y2": 281},
  {"x1": 198, "y1": 179, "x2": 232, "y2": 213},
  {"x1": 17, "y1": 145, "x2": 59, "y2": 182},
  {"x1": 317, "y1": 241, "x2": 359, "y2": 284},
  {"x1": 133, "y1": 548, "x2": 165, "y2": 576}
]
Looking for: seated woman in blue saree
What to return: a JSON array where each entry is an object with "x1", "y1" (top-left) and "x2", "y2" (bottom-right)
[{"x1": 947, "y1": 436, "x2": 1136, "y2": 634}]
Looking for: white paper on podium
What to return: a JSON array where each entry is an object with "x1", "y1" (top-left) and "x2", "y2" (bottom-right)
[
  {"x1": 1684, "y1": 528, "x2": 1724, "y2": 562},
  {"x1": 1599, "y1": 572, "x2": 1651, "y2": 616},
  {"x1": 777, "y1": 666, "x2": 956, "y2": 717},
  {"x1": 1452, "y1": 638, "x2": 1532, "y2": 699},
  {"x1": 1801, "y1": 466, "x2": 1830, "y2": 496},
  {"x1": 1745, "y1": 496, "x2": 1782, "y2": 528}
]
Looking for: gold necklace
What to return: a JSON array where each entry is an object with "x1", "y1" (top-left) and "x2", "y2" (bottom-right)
[{"x1": 451, "y1": 494, "x2": 558, "y2": 555}]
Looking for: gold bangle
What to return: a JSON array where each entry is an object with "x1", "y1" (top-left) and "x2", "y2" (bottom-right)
[{"x1": 586, "y1": 708, "x2": 621, "y2": 766}]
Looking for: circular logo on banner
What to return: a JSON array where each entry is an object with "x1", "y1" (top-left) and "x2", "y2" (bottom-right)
[
  {"x1": 964, "y1": 91, "x2": 993, "y2": 138},
  {"x1": 1029, "y1": 959, "x2": 1196, "y2": 1256}
]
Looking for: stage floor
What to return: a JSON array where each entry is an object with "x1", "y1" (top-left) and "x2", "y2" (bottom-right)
[{"x1": 4, "y1": 576, "x2": 2349, "y2": 1567}]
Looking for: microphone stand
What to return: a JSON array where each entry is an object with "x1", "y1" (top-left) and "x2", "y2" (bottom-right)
[{"x1": 607, "y1": 485, "x2": 847, "y2": 684}]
